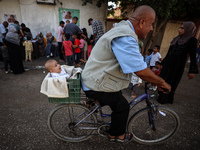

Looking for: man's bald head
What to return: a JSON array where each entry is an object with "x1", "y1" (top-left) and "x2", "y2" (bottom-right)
[
  {"x1": 130, "y1": 5, "x2": 155, "y2": 21},
  {"x1": 129, "y1": 5, "x2": 156, "y2": 40}
]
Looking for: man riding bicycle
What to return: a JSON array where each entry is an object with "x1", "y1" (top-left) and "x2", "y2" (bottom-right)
[{"x1": 81, "y1": 5, "x2": 171, "y2": 143}]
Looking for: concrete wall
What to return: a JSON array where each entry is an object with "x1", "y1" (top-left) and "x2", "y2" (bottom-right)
[
  {"x1": 160, "y1": 21, "x2": 183, "y2": 58},
  {"x1": 0, "y1": 0, "x2": 107, "y2": 38}
]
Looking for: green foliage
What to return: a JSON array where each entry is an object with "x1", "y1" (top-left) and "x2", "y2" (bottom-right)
[{"x1": 82, "y1": 0, "x2": 200, "y2": 20}]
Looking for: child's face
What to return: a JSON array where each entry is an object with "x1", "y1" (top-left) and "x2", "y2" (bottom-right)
[
  {"x1": 72, "y1": 35, "x2": 76, "y2": 39},
  {"x1": 50, "y1": 61, "x2": 61, "y2": 73},
  {"x1": 153, "y1": 47, "x2": 159, "y2": 53},
  {"x1": 155, "y1": 63, "x2": 162, "y2": 70}
]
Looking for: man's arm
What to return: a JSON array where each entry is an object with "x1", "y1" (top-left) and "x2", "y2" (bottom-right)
[{"x1": 135, "y1": 68, "x2": 171, "y2": 92}]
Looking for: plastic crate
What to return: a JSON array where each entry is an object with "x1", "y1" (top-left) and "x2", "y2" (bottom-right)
[{"x1": 48, "y1": 73, "x2": 81, "y2": 104}]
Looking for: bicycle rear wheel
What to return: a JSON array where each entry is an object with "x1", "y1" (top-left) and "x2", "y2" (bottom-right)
[
  {"x1": 127, "y1": 106, "x2": 180, "y2": 145},
  {"x1": 48, "y1": 104, "x2": 97, "y2": 142}
]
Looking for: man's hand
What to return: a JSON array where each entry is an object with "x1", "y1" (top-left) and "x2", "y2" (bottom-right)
[
  {"x1": 157, "y1": 82, "x2": 171, "y2": 93},
  {"x1": 188, "y1": 73, "x2": 194, "y2": 79}
]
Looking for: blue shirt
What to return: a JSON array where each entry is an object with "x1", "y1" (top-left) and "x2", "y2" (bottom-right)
[
  {"x1": 82, "y1": 20, "x2": 147, "y2": 91},
  {"x1": 144, "y1": 55, "x2": 152, "y2": 67}
]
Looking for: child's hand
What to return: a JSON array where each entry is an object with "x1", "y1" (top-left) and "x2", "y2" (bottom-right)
[{"x1": 137, "y1": 83, "x2": 141, "y2": 87}]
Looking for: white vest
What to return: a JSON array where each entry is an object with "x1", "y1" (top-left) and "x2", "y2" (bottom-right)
[{"x1": 82, "y1": 20, "x2": 138, "y2": 92}]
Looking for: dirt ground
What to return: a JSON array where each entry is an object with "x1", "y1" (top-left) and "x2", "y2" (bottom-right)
[{"x1": 0, "y1": 57, "x2": 200, "y2": 150}]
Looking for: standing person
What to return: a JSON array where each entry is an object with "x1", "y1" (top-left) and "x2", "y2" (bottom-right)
[
  {"x1": 87, "y1": 35, "x2": 94, "y2": 59},
  {"x1": 150, "y1": 61, "x2": 162, "y2": 91},
  {"x1": 0, "y1": 21, "x2": 8, "y2": 61},
  {"x1": 4, "y1": 22, "x2": 25, "y2": 74},
  {"x1": 0, "y1": 41, "x2": 10, "y2": 73},
  {"x1": 88, "y1": 18, "x2": 104, "y2": 44},
  {"x1": 57, "y1": 21, "x2": 65, "y2": 62},
  {"x1": 21, "y1": 23, "x2": 32, "y2": 40},
  {"x1": 149, "y1": 45, "x2": 162, "y2": 69},
  {"x1": 23, "y1": 36, "x2": 33, "y2": 62},
  {"x1": 79, "y1": 35, "x2": 85, "y2": 60},
  {"x1": 0, "y1": 21, "x2": 8, "y2": 46},
  {"x1": 82, "y1": 28, "x2": 88, "y2": 61},
  {"x1": 72, "y1": 33, "x2": 81, "y2": 67},
  {"x1": 63, "y1": 16, "x2": 82, "y2": 63},
  {"x1": 129, "y1": 73, "x2": 142, "y2": 99},
  {"x1": 158, "y1": 21, "x2": 198, "y2": 104},
  {"x1": 62, "y1": 33, "x2": 73, "y2": 66},
  {"x1": 144, "y1": 49, "x2": 153, "y2": 67},
  {"x1": 82, "y1": 5, "x2": 171, "y2": 143}
]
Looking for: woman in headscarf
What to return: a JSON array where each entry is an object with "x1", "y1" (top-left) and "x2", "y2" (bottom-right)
[
  {"x1": 158, "y1": 21, "x2": 198, "y2": 104},
  {"x1": 46, "y1": 31, "x2": 57, "y2": 58},
  {"x1": 35, "y1": 32, "x2": 45, "y2": 56},
  {"x1": 4, "y1": 20, "x2": 25, "y2": 74}
]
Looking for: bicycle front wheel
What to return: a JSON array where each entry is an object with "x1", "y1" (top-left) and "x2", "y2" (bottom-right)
[
  {"x1": 128, "y1": 106, "x2": 180, "y2": 145},
  {"x1": 48, "y1": 104, "x2": 97, "y2": 142}
]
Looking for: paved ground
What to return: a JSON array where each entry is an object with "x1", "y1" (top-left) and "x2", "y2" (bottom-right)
[{"x1": 0, "y1": 57, "x2": 200, "y2": 150}]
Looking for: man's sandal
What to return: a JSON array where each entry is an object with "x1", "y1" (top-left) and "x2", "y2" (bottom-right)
[{"x1": 107, "y1": 132, "x2": 133, "y2": 143}]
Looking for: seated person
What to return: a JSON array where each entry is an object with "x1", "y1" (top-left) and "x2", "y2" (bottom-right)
[{"x1": 45, "y1": 59, "x2": 70, "y2": 78}]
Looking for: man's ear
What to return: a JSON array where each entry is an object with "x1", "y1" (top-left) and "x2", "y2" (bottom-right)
[{"x1": 139, "y1": 19, "x2": 145, "y2": 28}]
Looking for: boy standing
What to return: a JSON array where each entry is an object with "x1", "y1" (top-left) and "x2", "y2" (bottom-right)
[
  {"x1": 72, "y1": 33, "x2": 81, "y2": 67},
  {"x1": 23, "y1": 36, "x2": 33, "y2": 62},
  {"x1": 62, "y1": 33, "x2": 73, "y2": 66},
  {"x1": 149, "y1": 45, "x2": 162, "y2": 69},
  {"x1": 144, "y1": 49, "x2": 153, "y2": 67},
  {"x1": 0, "y1": 42, "x2": 10, "y2": 73}
]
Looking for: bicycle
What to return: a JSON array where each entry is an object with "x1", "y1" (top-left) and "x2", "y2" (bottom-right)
[{"x1": 47, "y1": 79, "x2": 180, "y2": 145}]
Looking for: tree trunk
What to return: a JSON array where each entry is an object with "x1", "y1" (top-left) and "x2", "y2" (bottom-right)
[{"x1": 144, "y1": 18, "x2": 168, "y2": 53}]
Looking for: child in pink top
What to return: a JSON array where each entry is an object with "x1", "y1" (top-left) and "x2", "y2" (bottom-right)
[
  {"x1": 79, "y1": 36, "x2": 85, "y2": 60},
  {"x1": 62, "y1": 33, "x2": 73, "y2": 66},
  {"x1": 87, "y1": 35, "x2": 94, "y2": 59}
]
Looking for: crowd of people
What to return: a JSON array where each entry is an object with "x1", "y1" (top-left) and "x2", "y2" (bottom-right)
[{"x1": 0, "y1": 15, "x2": 104, "y2": 74}]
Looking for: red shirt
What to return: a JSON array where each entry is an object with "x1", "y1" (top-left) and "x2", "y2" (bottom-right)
[
  {"x1": 63, "y1": 40, "x2": 73, "y2": 56},
  {"x1": 74, "y1": 39, "x2": 81, "y2": 53}
]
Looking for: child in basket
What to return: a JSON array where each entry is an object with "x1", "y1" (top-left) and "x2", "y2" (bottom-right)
[
  {"x1": 23, "y1": 36, "x2": 33, "y2": 62},
  {"x1": 45, "y1": 59, "x2": 70, "y2": 78},
  {"x1": 129, "y1": 73, "x2": 142, "y2": 99},
  {"x1": 150, "y1": 61, "x2": 162, "y2": 91}
]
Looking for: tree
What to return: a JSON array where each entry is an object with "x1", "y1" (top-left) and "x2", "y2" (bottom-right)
[{"x1": 82, "y1": 0, "x2": 200, "y2": 50}]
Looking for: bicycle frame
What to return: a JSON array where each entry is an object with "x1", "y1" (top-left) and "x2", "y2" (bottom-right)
[{"x1": 74, "y1": 82, "x2": 156, "y2": 130}]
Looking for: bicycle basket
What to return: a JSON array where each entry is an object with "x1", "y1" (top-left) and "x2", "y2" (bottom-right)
[{"x1": 48, "y1": 73, "x2": 81, "y2": 104}]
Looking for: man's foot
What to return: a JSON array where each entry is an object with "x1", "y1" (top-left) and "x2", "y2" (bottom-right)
[
  {"x1": 25, "y1": 60, "x2": 27, "y2": 62},
  {"x1": 30, "y1": 60, "x2": 32, "y2": 62},
  {"x1": 5, "y1": 71, "x2": 8, "y2": 74},
  {"x1": 107, "y1": 132, "x2": 133, "y2": 143}
]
